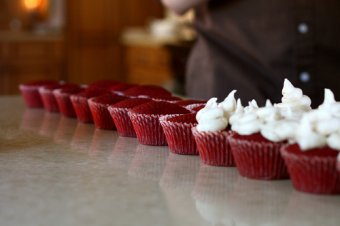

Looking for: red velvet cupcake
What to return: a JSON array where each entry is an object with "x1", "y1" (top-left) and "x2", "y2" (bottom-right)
[
  {"x1": 128, "y1": 101, "x2": 190, "y2": 146},
  {"x1": 229, "y1": 132, "x2": 289, "y2": 179},
  {"x1": 176, "y1": 99, "x2": 206, "y2": 107},
  {"x1": 192, "y1": 128, "x2": 235, "y2": 167},
  {"x1": 152, "y1": 96, "x2": 182, "y2": 103},
  {"x1": 185, "y1": 103, "x2": 206, "y2": 113},
  {"x1": 108, "y1": 98, "x2": 152, "y2": 137},
  {"x1": 39, "y1": 83, "x2": 78, "y2": 113},
  {"x1": 160, "y1": 113, "x2": 199, "y2": 155},
  {"x1": 19, "y1": 80, "x2": 58, "y2": 108},
  {"x1": 122, "y1": 85, "x2": 172, "y2": 98},
  {"x1": 281, "y1": 144, "x2": 340, "y2": 194},
  {"x1": 70, "y1": 88, "x2": 110, "y2": 123},
  {"x1": 53, "y1": 86, "x2": 85, "y2": 117},
  {"x1": 88, "y1": 93, "x2": 127, "y2": 130},
  {"x1": 88, "y1": 80, "x2": 121, "y2": 90}
]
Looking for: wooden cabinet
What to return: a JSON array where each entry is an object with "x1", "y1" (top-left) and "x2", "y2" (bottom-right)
[
  {"x1": 0, "y1": 37, "x2": 65, "y2": 94},
  {"x1": 65, "y1": 0, "x2": 164, "y2": 84},
  {"x1": 124, "y1": 45, "x2": 173, "y2": 85}
]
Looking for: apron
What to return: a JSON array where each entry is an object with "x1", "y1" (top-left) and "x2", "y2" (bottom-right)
[{"x1": 186, "y1": 0, "x2": 340, "y2": 107}]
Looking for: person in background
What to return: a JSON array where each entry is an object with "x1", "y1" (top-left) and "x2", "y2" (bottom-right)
[{"x1": 161, "y1": 0, "x2": 340, "y2": 106}]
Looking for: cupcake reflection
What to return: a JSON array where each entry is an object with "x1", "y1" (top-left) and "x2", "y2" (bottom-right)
[
  {"x1": 39, "y1": 112, "x2": 61, "y2": 138},
  {"x1": 128, "y1": 144, "x2": 168, "y2": 181},
  {"x1": 109, "y1": 136, "x2": 139, "y2": 170},
  {"x1": 70, "y1": 122, "x2": 95, "y2": 153},
  {"x1": 20, "y1": 109, "x2": 45, "y2": 132},
  {"x1": 192, "y1": 166, "x2": 239, "y2": 226},
  {"x1": 226, "y1": 178, "x2": 292, "y2": 226},
  {"x1": 89, "y1": 129, "x2": 118, "y2": 157},
  {"x1": 280, "y1": 191, "x2": 340, "y2": 226},
  {"x1": 54, "y1": 116, "x2": 78, "y2": 144},
  {"x1": 160, "y1": 153, "x2": 200, "y2": 191}
]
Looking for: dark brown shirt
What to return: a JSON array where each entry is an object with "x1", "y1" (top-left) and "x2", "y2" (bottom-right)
[{"x1": 186, "y1": 0, "x2": 340, "y2": 106}]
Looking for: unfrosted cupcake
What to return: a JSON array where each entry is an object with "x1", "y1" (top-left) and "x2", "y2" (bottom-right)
[
  {"x1": 39, "y1": 83, "x2": 78, "y2": 113},
  {"x1": 281, "y1": 89, "x2": 340, "y2": 194},
  {"x1": 229, "y1": 79, "x2": 312, "y2": 179},
  {"x1": 108, "y1": 98, "x2": 152, "y2": 137},
  {"x1": 19, "y1": 80, "x2": 59, "y2": 108},
  {"x1": 128, "y1": 101, "x2": 190, "y2": 146},
  {"x1": 160, "y1": 113, "x2": 198, "y2": 155},
  {"x1": 88, "y1": 93, "x2": 127, "y2": 130},
  {"x1": 70, "y1": 88, "x2": 110, "y2": 123},
  {"x1": 192, "y1": 91, "x2": 238, "y2": 167},
  {"x1": 53, "y1": 86, "x2": 85, "y2": 118},
  {"x1": 122, "y1": 85, "x2": 172, "y2": 98}
]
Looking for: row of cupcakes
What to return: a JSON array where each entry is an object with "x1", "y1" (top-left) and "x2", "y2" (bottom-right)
[
  {"x1": 18, "y1": 79, "x2": 205, "y2": 146},
  {"x1": 191, "y1": 79, "x2": 340, "y2": 194},
  {"x1": 19, "y1": 79, "x2": 340, "y2": 195}
]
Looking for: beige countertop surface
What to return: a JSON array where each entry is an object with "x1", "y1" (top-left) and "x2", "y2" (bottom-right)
[{"x1": 1, "y1": 96, "x2": 340, "y2": 226}]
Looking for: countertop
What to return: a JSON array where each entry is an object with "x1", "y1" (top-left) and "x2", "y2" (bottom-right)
[{"x1": 1, "y1": 96, "x2": 340, "y2": 226}]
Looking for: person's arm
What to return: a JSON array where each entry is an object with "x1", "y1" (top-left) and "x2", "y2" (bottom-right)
[{"x1": 161, "y1": 0, "x2": 209, "y2": 15}]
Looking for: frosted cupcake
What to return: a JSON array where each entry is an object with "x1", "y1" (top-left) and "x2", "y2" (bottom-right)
[
  {"x1": 229, "y1": 79, "x2": 312, "y2": 179},
  {"x1": 281, "y1": 89, "x2": 340, "y2": 194},
  {"x1": 192, "y1": 91, "x2": 238, "y2": 167}
]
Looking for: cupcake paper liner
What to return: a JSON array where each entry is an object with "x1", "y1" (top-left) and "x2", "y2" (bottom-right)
[
  {"x1": 19, "y1": 81, "x2": 58, "y2": 108},
  {"x1": 129, "y1": 112, "x2": 168, "y2": 146},
  {"x1": 108, "y1": 98, "x2": 153, "y2": 137},
  {"x1": 39, "y1": 88, "x2": 60, "y2": 112},
  {"x1": 192, "y1": 127, "x2": 235, "y2": 167},
  {"x1": 229, "y1": 133, "x2": 289, "y2": 180},
  {"x1": 70, "y1": 89, "x2": 109, "y2": 123},
  {"x1": 53, "y1": 90, "x2": 81, "y2": 118},
  {"x1": 128, "y1": 101, "x2": 190, "y2": 146},
  {"x1": 160, "y1": 114, "x2": 198, "y2": 155},
  {"x1": 281, "y1": 144, "x2": 340, "y2": 194},
  {"x1": 88, "y1": 94, "x2": 126, "y2": 130},
  {"x1": 109, "y1": 108, "x2": 136, "y2": 137}
]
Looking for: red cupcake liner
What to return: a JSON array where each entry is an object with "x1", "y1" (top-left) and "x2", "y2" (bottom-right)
[
  {"x1": 176, "y1": 99, "x2": 206, "y2": 106},
  {"x1": 88, "y1": 94, "x2": 126, "y2": 130},
  {"x1": 109, "y1": 108, "x2": 136, "y2": 137},
  {"x1": 39, "y1": 88, "x2": 60, "y2": 112},
  {"x1": 122, "y1": 85, "x2": 172, "y2": 98},
  {"x1": 19, "y1": 80, "x2": 58, "y2": 108},
  {"x1": 108, "y1": 98, "x2": 152, "y2": 137},
  {"x1": 53, "y1": 87, "x2": 84, "y2": 118},
  {"x1": 337, "y1": 156, "x2": 340, "y2": 173},
  {"x1": 70, "y1": 89, "x2": 110, "y2": 123},
  {"x1": 185, "y1": 103, "x2": 206, "y2": 113},
  {"x1": 160, "y1": 114, "x2": 198, "y2": 155},
  {"x1": 128, "y1": 101, "x2": 190, "y2": 146},
  {"x1": 229, "y1": 133, "x2": 289, "y2": 180},
  {"x1": 128, "y1": 112, "x2": 168, "y2": 146},
  {"x1": 281, "y1": 144, "x2": 340, "y2": 194},
  {"x1": 39, "y1": 84, "x2": 79, "y2": 113},
  {"x1": 192, "y1": 127, "x2": 235, "y2": 167}
]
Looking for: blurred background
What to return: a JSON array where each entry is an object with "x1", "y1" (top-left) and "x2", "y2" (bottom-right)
[{"x1": 0, "y1": 0, "x2": 196, "y2": 95}]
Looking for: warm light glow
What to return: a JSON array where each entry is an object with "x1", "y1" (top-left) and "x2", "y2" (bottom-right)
[{"x1": 23, "y1": 0, "x2": 42, "y2": 11}]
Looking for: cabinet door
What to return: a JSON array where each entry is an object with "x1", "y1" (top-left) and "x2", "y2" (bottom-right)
[{"x1": 65, "y1": 0, "x2": 163, "y2": 84}]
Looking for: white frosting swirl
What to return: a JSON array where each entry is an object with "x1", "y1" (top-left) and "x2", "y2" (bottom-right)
[
  {"x1": 295, "y1": 89, "x2": 340, "y2": 151},
  {"x1": 274, "y1": 79, "x2": 311, "y2": 120},
  {"x1": 196, "y1": 98, "x2": 228, "y2": 132},
  {"x1": 230, "y1": 100, "x2": 263, "y2": 135},
  {"x1": 196, "y1": 90, "x2": 238, "y2": 132}
]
